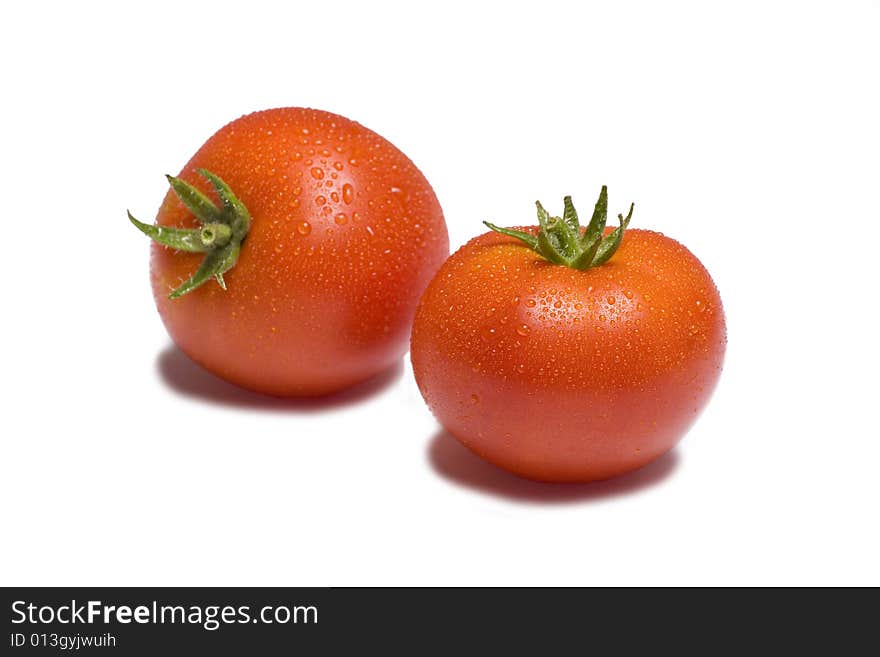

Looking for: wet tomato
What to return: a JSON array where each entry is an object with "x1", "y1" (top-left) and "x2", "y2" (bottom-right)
[
  {"x1": 130, "y1": 108, "x2": 448, "y2": 396},
  {"x1": 411, "y1": 188, "x2": 725, "y2": 482}
]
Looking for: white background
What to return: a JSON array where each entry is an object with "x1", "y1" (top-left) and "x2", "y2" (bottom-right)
[{"x1": 2, "y1": 1, "x2": 878, "y2": 586}]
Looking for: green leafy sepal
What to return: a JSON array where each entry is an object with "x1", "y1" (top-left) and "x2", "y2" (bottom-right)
[
  {"x1": 128, "y1": 169, "x2": 251, "y2": 298},
  {"x1": 484, "y1": 186, "x2": 634, "y2": 270}
]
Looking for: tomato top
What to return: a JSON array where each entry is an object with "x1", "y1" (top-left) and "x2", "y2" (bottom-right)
[{"x1": 414, "y1": 225, "x2": 725, "y2": 390}]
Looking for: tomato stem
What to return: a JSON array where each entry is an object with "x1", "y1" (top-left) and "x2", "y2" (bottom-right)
[
  {"x1": 128, "y1": 169, "x2": 251, "y2": 298},
  {"x1": 199, "y1": 223, "x2": 233, "y2": 248},
  {"x1": 484, "y1": 186, "x2": 634, "y2": 270}
]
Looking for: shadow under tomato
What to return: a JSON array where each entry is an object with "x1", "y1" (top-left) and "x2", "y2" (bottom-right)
[
  {"x1": 156, "y1": 344, "x2": 403, "y2": 413},
  {"x1": 427, "y1": 429, "x2": 681, "y2": 504}
]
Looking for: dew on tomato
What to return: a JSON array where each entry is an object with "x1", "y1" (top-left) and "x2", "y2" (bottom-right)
[
  {"x1": 411, "y1": 189, "x2": 725, "y2": 483},
  {"x1": 130, "y1": 107, "x2": 448, "y2": 396}
]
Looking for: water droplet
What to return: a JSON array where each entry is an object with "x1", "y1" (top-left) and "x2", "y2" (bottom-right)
[
  {"x1": 297, "y1": 221, "x2": 312, "y2": 235},
  {"x1": 310, "y1": 167, "x2": 324, "y2": 180},
  {"x1": 315, "y1": 195, "x2": 326, "y2": 206},
  {"x1": 330, "y1": 191, "x2": 339, "y2": 203},
  {"x1": 335, "y1": 213, "x2": 348, "y2": 225},
  {"x1": 607, "y1": 296, "x2": 616, "y2": 305},
  {"x1": 514, "y1": 363, "x2": 525, "y2": 374},
  {"x1": 470, "y1": 393, "x2": 479, "y2": 404},
  {"x1": 624, "y1": 290, "x2": 633, "y2": 299},
  {"x1": 333, "y1": 161, "x2": 344, "y2": 171},
  {"x1": 348, "y1": 157, "x2": 359, "y2": 166},
  {"x1": 553, "y1": 300, "x2": 562, "y2": 309},
  {"x1": 481, "y1": 326, "x2": 498, "y2": 342},
  {"x1": 342, "y1": 183, "x2": 354, "y2": 204},
  {"x1": 525, "y1": 298, "x2": 537, "y2": 308},
  {"x1": 322, "y1": 206, "x2": 333, "y2": 216},
  {"x1": 516, "y1": 324, "x2": 530, "y2": 337}
]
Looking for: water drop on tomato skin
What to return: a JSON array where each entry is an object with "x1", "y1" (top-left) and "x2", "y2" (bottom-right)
[
  {"x1": 296, "y1": 221, "x2": 312, "y2": 235},
  {"x1": 310, "y1": 167, "x2": 324, "y2": 180},
  {"x1": 342, "y1": 183, "x2": 354, "y2": 204}
]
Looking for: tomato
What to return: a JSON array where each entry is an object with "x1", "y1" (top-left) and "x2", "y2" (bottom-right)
[
  {"x1": 411, "y1": 189, "x2": 725, "y2": 482},
  {"x1": 131, "y1": 108, "x2": 448, "y2": 396}
]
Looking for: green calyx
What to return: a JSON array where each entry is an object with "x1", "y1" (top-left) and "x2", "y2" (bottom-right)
[
  {"x1": 484, "y1": 186, "x2": 634, "y2": 269},
  {"x1": 128, "y1": 169, "x2": 251, "y2": 298}
]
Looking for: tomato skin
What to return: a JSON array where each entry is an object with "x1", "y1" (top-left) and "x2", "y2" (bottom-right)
[
  {"x1": 411, "y1": 227, "x2": 725, "y2": 482},
  {"x1": 151, "y1": 108, "x2": 448, "y2": 396}
]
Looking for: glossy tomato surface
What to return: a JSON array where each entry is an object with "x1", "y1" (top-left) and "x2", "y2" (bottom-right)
[
  {"x1": 411, "y1": 227, "x2": 725, "y2": 482},
  {"x1": 151, "y1": 108, "x2": 448, "y2": 396}
]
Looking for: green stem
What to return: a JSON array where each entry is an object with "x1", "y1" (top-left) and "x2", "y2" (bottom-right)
[
  {"x1": 484, "y1": 186, "x2": 634, "y2": 270},
  {"x1": 128, "y1": 169, "x2": 251, "y2": 298},
  {"x1": 199, "y1": 222, "x2": 232, "y2": 248}
]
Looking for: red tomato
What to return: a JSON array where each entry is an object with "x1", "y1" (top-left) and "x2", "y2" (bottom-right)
[
  {"x1": 411, "y1": 191, "x2": 725, "y2": 482},
  {"x1": 132, "y1": 108, "x2": 448, "y2": 396}
]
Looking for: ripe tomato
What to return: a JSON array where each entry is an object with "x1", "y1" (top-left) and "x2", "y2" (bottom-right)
[
  {"x1": 132, "y1": 108, "x2": 448, "y2": 396},
  {"x1": 411, "y1": 189, "x2": 725, "y2": 482}
]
